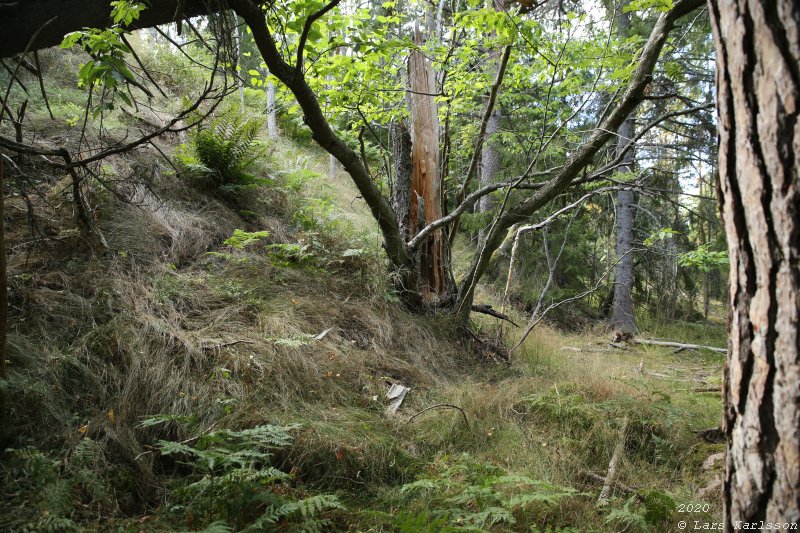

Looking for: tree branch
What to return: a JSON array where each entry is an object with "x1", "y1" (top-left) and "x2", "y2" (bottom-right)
[
  {"x1": 455, "y1": 0, "x2": 706, "y2": 320},
  {"x1": 296, "y1": 0, "x2": 341, "y2": 73}
]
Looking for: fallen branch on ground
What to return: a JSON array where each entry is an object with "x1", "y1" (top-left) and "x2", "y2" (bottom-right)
[
  {"x1": 690, "y1": 386, "x2": 722, "y2": 393},
  {"x1": 598, "y1": 416, "x2": 629, "y2": 506},
  {"x1": 633, "y1": 338, "x2": 726, "y2": 353},
  {"x1": 202, "y1": 339, "x2": 256, "y2": 351}
]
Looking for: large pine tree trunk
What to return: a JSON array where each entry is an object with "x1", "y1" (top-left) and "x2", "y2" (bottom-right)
[
  {"x1": 710, "y1": 1, "x2": 800, "y2": 527},
  {"x1": 0, "y1": 158, "x2": 6, "y2": 383},
  {"x1": 611, "y1": 4, "x2": 637, "y2": 333}
]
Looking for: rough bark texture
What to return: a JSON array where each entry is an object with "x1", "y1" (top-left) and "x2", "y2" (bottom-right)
[
  {"x1": 710, "y1": 0, "x2": 800, "y2": 528},
  {"x1": 0, "y1": 0, "x2": 211, "y2": 58},
  {"x1": 408, "y1": 28, "x2": 452, "y2": 303},
  {"x1": 0, "y1": 158, "x2": 5, "y2": 382},
  {"x1": 390, "y1": 121, "x2": 413, "y2": 240},
  {"x1": 0, "y1": 158, "x2": 5, "y2": 448},
  {"x1": 611, "y1": 174, "x2": 637, "y2": 333},
  {"x1": 611, "y1": 2, "x2": 637, "y2": 333},
  {"x1": 478, "y1": 111, "x2": 502, "y2": 215}
]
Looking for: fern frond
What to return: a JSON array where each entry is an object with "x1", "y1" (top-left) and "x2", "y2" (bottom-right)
[
  {"x1": 276, "y1": 494, "x2": 344, "y2": 519},
  {"x1": 179, "y1": 520, "x2": 234, "y2": 533}
]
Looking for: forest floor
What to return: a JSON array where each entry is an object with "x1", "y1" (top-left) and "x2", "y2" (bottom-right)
[{"x1": 0, "y1": 53, "x2": 727, "y2": 532}]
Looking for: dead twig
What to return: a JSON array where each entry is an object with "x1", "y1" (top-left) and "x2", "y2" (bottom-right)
[
  {"x1": 689, "y1": 386, "x2": 721, "y2": 393},
  {"x1": 405, "y1": 404, "x2": 469, "y2": 428},
  {"x1": 202, "y1": 339, "x2": 255, "y2": 351},
  {"x1": 470, "y1": 304, "x2": 519, "y2": 327},
  {"x1": 580, "y1": 471, "x2": 638, "y2": 495}
]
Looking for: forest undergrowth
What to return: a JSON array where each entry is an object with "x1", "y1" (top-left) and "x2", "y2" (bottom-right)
[{"x1": 0, "y1": 46, "x2": 727, "y2": 533}]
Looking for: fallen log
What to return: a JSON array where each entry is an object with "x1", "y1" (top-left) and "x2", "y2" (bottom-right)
[{"x1": 633, "y1": 338, "x2": 726, "y2": 354}]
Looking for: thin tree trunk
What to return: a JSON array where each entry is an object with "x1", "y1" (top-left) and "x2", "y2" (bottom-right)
[
  {"x1": 266, "y1": 76, "x2": 277, "y2": 140},
  {"x1": 709, "y1": 0, "x2": 800, "y2": 527},
  {"x1": 611, "y1": 2, "x2": 637, "y2": 334},
  {"x1": 477, "y1": 0, "x2": 505, "y2": 249},
  {"x1": 477, "y1": 8, "x2": 504, "y2": 248},
  {"x1": 234, "y1": 16, "x2": 245, "y2": 112},
  {"x1": 455, "y1": 0, "x2": 704, "y2": 324}
]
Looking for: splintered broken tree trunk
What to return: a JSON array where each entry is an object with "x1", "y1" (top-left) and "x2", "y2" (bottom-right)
[
  {"x1": 407, "y1": 28, "x2": 452, "y2": 304},
  {"x1": 710, "y1": 0, "x2": 800, "y2": 528}
]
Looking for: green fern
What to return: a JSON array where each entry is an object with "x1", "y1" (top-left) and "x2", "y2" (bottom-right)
[
  {"x1": 275, "y1": 494, "x2": 344, "y2": 519},
  {"x1": 180, "y1": 111, "x2": 267, "y2": 190},
  {"x1": 462, "y1": 506, "x2": 516, "y2": 528},
  {"x1": 394, "y1": 454, "x2": 582, "y2": 531},
  {"x1": 604, "y1": 496, "x2": 652, "y2": 533},
  {"x1": 0, "y1": 442, "x2": 117, "y2": 532},
  {"x1": 180, "y1": 521, "x2": 233, "y2": 533},
  {"x1": 224, "y1": 229, "x2": 271, "y2": 249},
  {"x1": 154, "y1": 422, "x2": 345, "y2": 532}
]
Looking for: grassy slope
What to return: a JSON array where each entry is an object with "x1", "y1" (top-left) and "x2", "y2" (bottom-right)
[{"x1": 0, "y1": 48, "x2": 726, "y2": 533}]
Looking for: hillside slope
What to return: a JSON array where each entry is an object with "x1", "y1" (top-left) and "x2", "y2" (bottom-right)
[{"x1": 0, "y1": 51, "x2": 727, "y2": 533}]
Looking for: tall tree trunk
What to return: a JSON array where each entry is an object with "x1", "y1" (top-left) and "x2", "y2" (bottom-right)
[
  {"x1": 710, "y1": 0, "x2": 800, "y2": 528},
  {"x1": 477, "y1": 0, "x2": 505, "y2": 248},
  {"x1": 478, "y1": 110, "x2": 501, "y2": 218},
  {"x1": 408, "y1": 25, "x2": 452, "y2": 304},
  {"x1": 611, "y1": 3, "x2": 637, "y2": 333}
]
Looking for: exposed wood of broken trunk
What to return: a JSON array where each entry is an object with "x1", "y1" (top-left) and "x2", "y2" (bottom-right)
[{"x1": 408, "y1": 28, "x2": 452, "y2": 304}]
